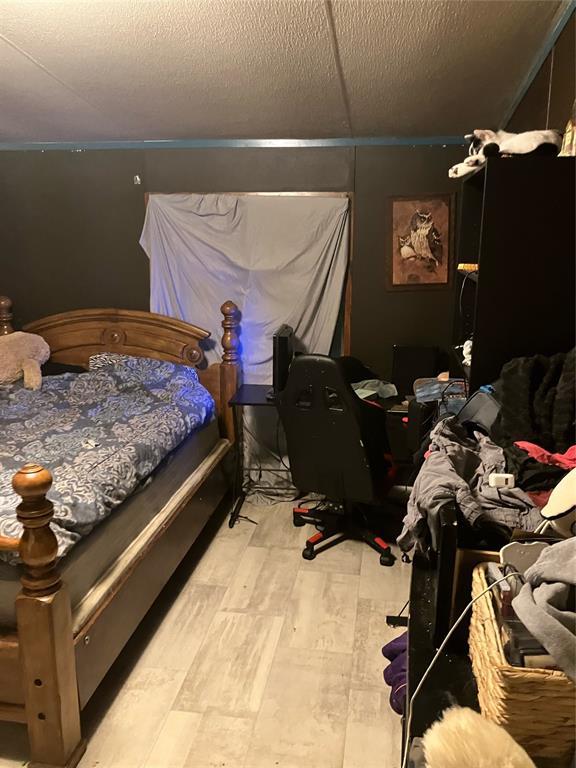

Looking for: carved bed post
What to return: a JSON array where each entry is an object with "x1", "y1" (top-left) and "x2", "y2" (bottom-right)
[
  {"x1": 14, "y1": 464, "x2": 85, "y2": 768},
  {"x1": 0, "y1": 296, "x2": 14, "y2": 335},
  {"x1": 220, "y1": 301, "x2": 241, "y2": 442}
]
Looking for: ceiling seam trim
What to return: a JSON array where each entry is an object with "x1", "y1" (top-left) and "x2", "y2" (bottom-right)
[
  {"x1": 0, "y1": 137, "x2": 467, "y2": 151},
  {"x1": 0, "y1": 32, "x2": 118, "y2": 125},
  {"x1": 323, "y1": 0, "x2": 354, "y2": 138}
]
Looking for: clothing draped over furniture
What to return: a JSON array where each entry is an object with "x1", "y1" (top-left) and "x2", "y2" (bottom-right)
[
  {"x1": 514, "y1": 442, "x2": 576, "y2": 470},
  {"x1": 398, "y1": 416, "x2": 542, "y2": 554},
  {"x1": 399, "y1": 349, "x2": 576, "y2": 554}
]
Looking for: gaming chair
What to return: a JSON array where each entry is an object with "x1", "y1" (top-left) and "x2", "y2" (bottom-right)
[{"x1": 277, "y1": 354, "x2": 397, "y2": 565}]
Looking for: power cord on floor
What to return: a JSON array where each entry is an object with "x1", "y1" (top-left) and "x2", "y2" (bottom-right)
[
  {"x1": 241, "y1": 417, "x2": 292, "y2": 499},
  {"x1": 397, "y1": 598, "x2": 409, "y2": 618},
  {"x1": 275, "y1": 414, "x2": 291, "y2": 470},
  {"x1": 243, "y1": 422, "x2": 283, "y2": 463},
  {"x1": 400, "y1": 570, "x2": 522, "y2": 768},
  {"x1": 235, "y1": 514, "x2": 258, "y2": 525}
]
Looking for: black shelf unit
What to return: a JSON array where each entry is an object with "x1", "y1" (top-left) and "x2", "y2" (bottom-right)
[
  {"x1": 453, "y1": 157, "x2": 575, "y2": 392},
  {"x1": 405, "y1": 552, "x2": 479, "y2": 746}
]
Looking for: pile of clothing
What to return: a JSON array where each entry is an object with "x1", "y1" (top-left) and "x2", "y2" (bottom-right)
[{"x1": 398, "y1": 349, "x2": 575, "y2": 554}]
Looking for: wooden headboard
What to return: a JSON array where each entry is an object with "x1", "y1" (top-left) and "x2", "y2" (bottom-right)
[{"x1": 0, "y1": 296, "x2": 241, "y2": 442}]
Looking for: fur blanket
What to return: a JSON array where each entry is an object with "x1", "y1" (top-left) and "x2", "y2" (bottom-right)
[
  {"x1": 422, "y1": 707, "x2": 536, "y2": 768},
  {"x1": 492, "y1": 348, "x2": 575, "y2": 453}
]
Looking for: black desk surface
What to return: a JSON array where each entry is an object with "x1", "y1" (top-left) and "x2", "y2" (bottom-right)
[
  {"x1": 406, "y1": 551, "x2": 478, "y2": 740},
  {"x1": 229, "y1": 383, "x2": 277, "y2": 407}
]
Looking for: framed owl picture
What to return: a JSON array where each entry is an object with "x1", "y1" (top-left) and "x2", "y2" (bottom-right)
[{"x1": 388, "y1": 194, "x2": 453, "y2": 288}]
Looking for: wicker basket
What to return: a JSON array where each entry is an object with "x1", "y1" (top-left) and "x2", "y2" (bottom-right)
[{"x1": 469, "y1": 564, "x2": 576, "y2": 765}]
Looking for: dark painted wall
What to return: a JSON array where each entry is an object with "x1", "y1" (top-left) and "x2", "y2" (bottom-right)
[
  {"x1": 507, "y1": 11, "x2": 575, "y2": 132},
  {"x1": 144, "y1": 147, "x2": 354, "y2": 193},
  {"x1": 0, "y1": 146, "x2": 353, "y2": 323},
  {"x1": 0, "y1": 144, "x2": 464, "y2": 377},
  {"x1": 352, "y1": 145, "x2": 463, "y2": 376},
  {"x1": 0, "y1": 150, "x2": 147, "y2": 325}
]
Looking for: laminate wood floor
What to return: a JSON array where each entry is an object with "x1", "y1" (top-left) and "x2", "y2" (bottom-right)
[{"x1": 0, "y1": 502, "x2": 411, "y2": 768}]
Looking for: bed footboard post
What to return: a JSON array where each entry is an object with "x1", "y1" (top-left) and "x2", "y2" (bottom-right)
[
  {"x1": 220, "y1": 301, "x2": 241, "y2": 442},
  {"x1": 14, "y1": 464, "x2": 85, "y2": 768}
]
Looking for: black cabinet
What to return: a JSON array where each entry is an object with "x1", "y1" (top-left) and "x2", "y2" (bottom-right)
[{"x1": 453, "y1": 157, "x2": 575, "y2": 392}]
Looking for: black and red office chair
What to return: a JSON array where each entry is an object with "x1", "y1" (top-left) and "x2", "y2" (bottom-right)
[{"x1": 277, "y1": 354, "x2": 398, "y2": 566}]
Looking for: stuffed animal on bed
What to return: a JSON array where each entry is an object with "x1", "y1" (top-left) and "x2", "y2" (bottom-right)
[
  {"x1": 449, "y1": 128, "x2": 562, "y2": 178},
  {"x1": 0, "y1": 331, "x2": 50, "y2": 390}
]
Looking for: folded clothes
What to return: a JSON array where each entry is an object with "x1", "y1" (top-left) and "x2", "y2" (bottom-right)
[
  {"x1": 512, "y1": 538, "x2": 576, "y2": 681},
  {"x1": 514, "y1": 442, "x2": 576, "y2": 470}
]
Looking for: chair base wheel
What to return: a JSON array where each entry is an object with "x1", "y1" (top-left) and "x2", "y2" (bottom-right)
[
  {"x1": 293, "y1": 517, "x2": 306, "y2": 527},
  {"x1": 302, "y1": 547, "x2": 316, "y2": 560},
  {"x1": 380, "y1": 551, "x2": 395, "y2": 567}
]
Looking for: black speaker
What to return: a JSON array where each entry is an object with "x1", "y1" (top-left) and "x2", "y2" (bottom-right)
[{"x1": 272, "y1": 325, "x2": 295, "y2": 394}]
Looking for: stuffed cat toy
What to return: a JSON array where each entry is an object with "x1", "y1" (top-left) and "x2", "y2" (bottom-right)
[
  {"x1": 449, "y1": 128, "x2": 562, "y2": 178},
  {"x1": 0, "y1": 331, "x2": 50, "y2": 390}
]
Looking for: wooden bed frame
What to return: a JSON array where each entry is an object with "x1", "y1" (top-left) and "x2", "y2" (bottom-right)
[{"x1": 0, "y1": 295, "x2": 241, "y2": 767}]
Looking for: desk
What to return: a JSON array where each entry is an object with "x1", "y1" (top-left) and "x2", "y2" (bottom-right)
[{"x1": 228, "y1": 384, "x2": 286, "y2": 528}]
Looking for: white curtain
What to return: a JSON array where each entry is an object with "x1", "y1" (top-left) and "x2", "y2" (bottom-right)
[{"x1": 140, "y1": 193, "x2": 350, "y2": 384}]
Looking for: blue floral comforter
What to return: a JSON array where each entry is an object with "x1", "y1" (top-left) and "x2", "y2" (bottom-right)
[{"x1": 0, "y1": 358, "x2": 214, "y2": 564}]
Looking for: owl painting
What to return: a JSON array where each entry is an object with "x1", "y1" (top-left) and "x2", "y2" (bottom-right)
[
  {"x1": 408, "y1": 210, "x2": 443, "y2": 267},
  {"x1": 390, "y1": 196, "x2": 451, "y2": 287}
]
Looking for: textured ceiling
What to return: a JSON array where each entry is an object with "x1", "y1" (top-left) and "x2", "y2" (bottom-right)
[{"x1": 0, "y1": 0, "x2": 566, "y2": 142}]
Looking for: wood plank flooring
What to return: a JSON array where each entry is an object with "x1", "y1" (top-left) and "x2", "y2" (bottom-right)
[{"x1": 0, "y1": 502, "x2": 410, "y2": 768}]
